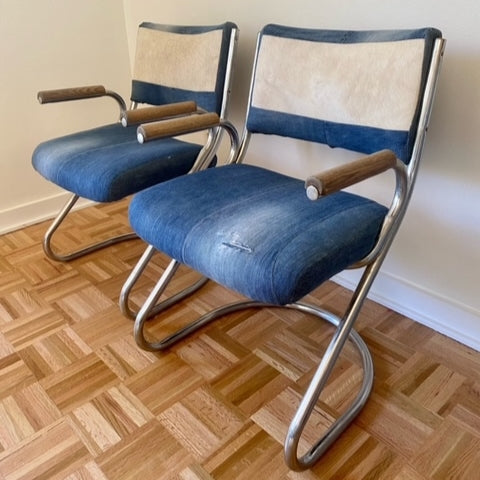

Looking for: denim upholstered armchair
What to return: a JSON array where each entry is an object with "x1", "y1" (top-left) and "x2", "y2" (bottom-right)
[
  {"x1": 120, "y1": 24, "x2": 445, "y2": 470},
  {"x1": 32, "y1": 21, "x2": 238, "y2": 261}
]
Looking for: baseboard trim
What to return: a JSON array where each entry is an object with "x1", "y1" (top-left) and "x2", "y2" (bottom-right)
[
  {"x1": 334, "y1": 270, "x2": 480, "y2": 352},
  {"x1": 0, "y1": 193, "x2": 94, "y2": 235}
]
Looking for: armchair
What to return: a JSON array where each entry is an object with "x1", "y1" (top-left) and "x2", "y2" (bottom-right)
[
  {"x1": 122, "y1": 24, "x2": 445, "y2": 470},
  {"x1": 32, "y1": 21, "x2": 238, "y2": 261}
]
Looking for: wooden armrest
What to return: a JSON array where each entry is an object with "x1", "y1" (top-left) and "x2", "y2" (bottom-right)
[
  {"x1": 137, "y1": 112, "x2": 220, "y2": 144},
  {"x1": 121, "y1": 101, "x2": 198, "y2": 127},
  {"x1": 37, "y1": 85, "x2": 107, "y2": 104},
  {"x1": 305, "y1": 150, "x2": 398, "y2": 200}
]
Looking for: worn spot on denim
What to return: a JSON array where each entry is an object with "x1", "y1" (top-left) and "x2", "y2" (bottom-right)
[{"x1": 222, "y1": 240, "x2": 253, "y2": 253}]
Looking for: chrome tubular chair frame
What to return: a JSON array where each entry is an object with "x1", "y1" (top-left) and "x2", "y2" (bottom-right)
[
  {"x1": 41, "y1": 90, "x2": 132, "y2": 262},
  {"x1": 124, "y1": 27, "x2": 445, "y2": 471},
  {"x1": 43, "y1": 193, "x2": 137, "y2": 262}
]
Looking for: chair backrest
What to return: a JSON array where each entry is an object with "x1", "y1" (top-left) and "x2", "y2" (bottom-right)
[
  {"x1": 131, "y1": 22, "x2": 237, "y2": 115},
  {"x1": 246, "y1": 24, "x2": 442, "y2": 164}
]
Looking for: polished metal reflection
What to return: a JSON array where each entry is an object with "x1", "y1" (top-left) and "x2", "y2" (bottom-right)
[
  {"x1": 43, "y1": 194, "x2": 137, "y2": 262},
  {"x1": 128, "y1": 258, "x2": 374, "y2": 470}
]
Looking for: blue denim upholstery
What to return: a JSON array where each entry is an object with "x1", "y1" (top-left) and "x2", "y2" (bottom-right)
[
  {"x1": 32, "y1": 124, "x2": 202, "y2": 202},
  {"x1": 129, "y1": 164, "x2": 388, "y2": 305},
  {"x1": 130, "y1": 84, "x2": 219, "y2": 115},
  {"x1": 32, "y1": 21, "x2": 236, "y2": 204},
  {"x1": 247, "y1": 108, "x2": 412, "y2": 163}
]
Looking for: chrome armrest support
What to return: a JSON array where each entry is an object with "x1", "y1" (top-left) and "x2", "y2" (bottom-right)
[{"x1": 355, "y1": 157, "x2": 408, "y2": 266}]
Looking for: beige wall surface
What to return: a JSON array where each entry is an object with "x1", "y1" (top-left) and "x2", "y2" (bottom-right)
[
  {"x1": 0, "y1": 0, "x2": 130, "y2": 218},
  {"x1": 1, "y1": 0, "x2": 479, "y2": 348}
]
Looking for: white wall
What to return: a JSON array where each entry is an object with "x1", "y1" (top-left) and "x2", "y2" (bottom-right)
[
  {"x1": 0, "y1": 0, "x2": 130, "y2": 227},
  {"x1": 1, "y1": 1, "x2": 479, "y2": 349}
]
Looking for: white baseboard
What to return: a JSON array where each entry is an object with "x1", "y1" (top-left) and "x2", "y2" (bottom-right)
[
  {"x1": 0, "y1": 193, "x2": 94, "y2": 235},
  {"x1": 334, "y1": 270, "x2": 480, "y2": 352}
]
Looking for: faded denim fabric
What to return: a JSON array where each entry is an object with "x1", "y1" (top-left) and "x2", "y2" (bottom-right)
[
  {"x1": 32, "y1": 124, "x2": 202, "y2": 202},
  {"x1": 131, "y1": 22, "x2": 236, "y2": 113},
  {"x1": 261, "y1": 24, "x2": 441, "y2": 44},
  {"x1": 129, "y1": 164, "x2": 388, "y2": 305},
  {"x1": 247, "y1": 108, "x2": 411, "y2": 163}
]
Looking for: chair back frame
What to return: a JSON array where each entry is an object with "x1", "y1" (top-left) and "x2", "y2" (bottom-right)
[{"x1": 130, "y1": 23, "x2": 239, "y2": 173}]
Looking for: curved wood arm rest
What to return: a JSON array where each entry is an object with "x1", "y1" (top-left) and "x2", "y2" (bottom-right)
[
  {"x1": 305, "y1": 149, "x2": 398, "y2": 200},
  {"x1": 137, "y1": 112, "x2": 221, "y2": 144},
  {"x1": 37, "y1": 85, "x2": 107, "y2": 104},
  {"x1": 121, "y1": 101, "x2": 198, "y2": 127}
]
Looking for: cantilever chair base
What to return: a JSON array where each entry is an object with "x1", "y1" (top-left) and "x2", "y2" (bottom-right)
[
  {"x1": 43, "y1": 193, "x2": 137, "y2": 262},
  {"x1": 128, "y1": 252, "x2": 377, "y2": 470},
  {"x1": 119, "y1": 245, "x2": 209, "y2": 320}
]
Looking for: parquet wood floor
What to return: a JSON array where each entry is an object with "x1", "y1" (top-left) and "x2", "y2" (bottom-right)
[{"x1": 1, "y1": 200, "x2": 479, "y2": 479}]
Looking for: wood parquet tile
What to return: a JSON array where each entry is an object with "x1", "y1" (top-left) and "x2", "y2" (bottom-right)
[{"x1": 0, "y1": 199, "x2": 479, "y2": 479}]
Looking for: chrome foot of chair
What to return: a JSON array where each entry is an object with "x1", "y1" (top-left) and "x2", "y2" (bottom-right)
[{"x1": 43, "y1": 194, "x2": 137, "y2": 262}]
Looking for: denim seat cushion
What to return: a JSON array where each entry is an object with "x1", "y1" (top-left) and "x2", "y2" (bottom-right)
[
  {"x1": 32, "y1": 123, "x2": 203, "y2": 202},
  {"x1": 129, "y1": 164, "x2": 388, "y2": 305}
]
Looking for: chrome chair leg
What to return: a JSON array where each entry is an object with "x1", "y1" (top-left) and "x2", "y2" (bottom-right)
[
  {"x1": 119, "y1": 246, "x2": 209, "y2": 321},
  {"x1": 43, "y1": 194, "x2": 137, "y2": 262},
  {"x1": 283, "y1": 303, "x2": 373, "y2": 470},
  {"x1": 130, "y1": 253, "x2": 378, "y2": 470},
  {"x1": 284, "y1": 258, "x2": 385, "y2": 470}
]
